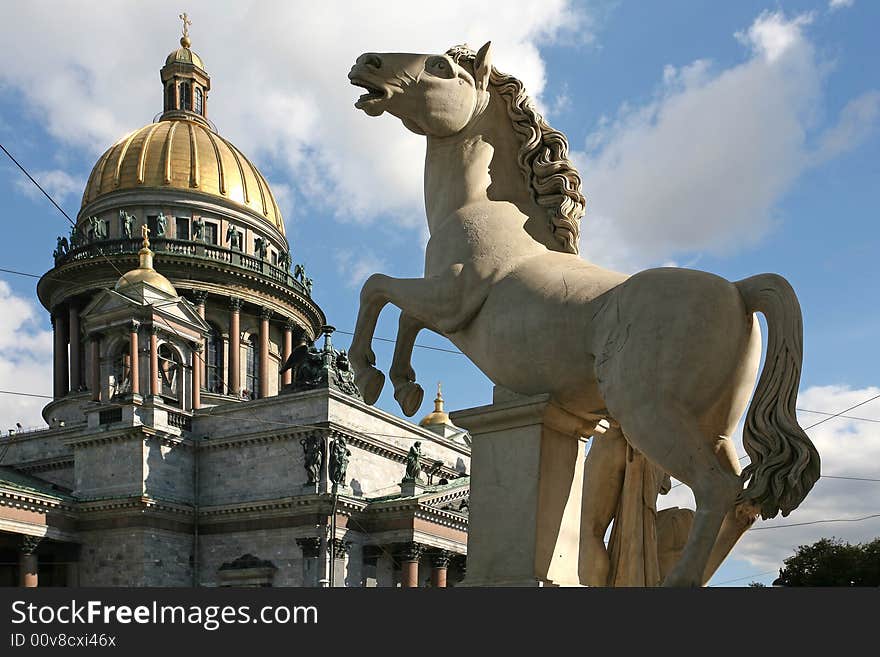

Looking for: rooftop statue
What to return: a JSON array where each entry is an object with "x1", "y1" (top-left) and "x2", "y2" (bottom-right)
[{"x1": 346, "y1": 42, "x2": 820, "y2": 587}]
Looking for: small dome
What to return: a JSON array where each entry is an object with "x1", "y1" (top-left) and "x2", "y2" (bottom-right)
[
  {"x1": 115, "y1": 244, "x2": 177, "y2": 297},
  {"x1": 166, "y1": 43, "x2": 204, "y2": 69},
  {"x1": 419, "y1": 383, "x2": 451, "y2": 428}
]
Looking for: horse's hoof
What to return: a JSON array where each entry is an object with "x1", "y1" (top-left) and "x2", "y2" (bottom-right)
[
  {"x1": 356, "y1": 367, "x2": 385, "y2": 405},
  {"x1": 394, "y1": 382, "x2": 424, "y2": 417}
]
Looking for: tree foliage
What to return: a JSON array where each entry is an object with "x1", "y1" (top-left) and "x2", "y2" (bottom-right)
[{"x1": 773, "y1": 537, "x2": 880, "y2": 586}]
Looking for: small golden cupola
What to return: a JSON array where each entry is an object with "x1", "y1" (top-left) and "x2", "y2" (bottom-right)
[
  {"x1": 419, "y1": 383, "x2": 451, "y2": 428},
  {"x1": 115, "y1": 225, "x2": 178, "y2": 298},
  {"x1": 160, "y1": 13, "x2": 210, "y2": 126}
]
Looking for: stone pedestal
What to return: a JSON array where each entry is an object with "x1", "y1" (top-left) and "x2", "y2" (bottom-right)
[
  {"x1": 451, "y1": 392, "x2": 598, "y2": 587},
  {"x1": 399, "y1": 480, "x2": 426, "y2": 497}
]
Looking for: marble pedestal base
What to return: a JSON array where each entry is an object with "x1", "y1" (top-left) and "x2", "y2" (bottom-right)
[{"x1": 452, "y1": 391, "x2": 599, "y2": 587}]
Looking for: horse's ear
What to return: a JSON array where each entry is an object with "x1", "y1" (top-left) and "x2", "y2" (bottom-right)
[{"x1": 475, "y1": 41, "x2": 493, "y2": 90}]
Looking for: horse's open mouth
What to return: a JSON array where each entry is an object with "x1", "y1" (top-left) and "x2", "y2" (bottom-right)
[{"x1": 349, "y1": 77, "x2": 388, "y2": 109}]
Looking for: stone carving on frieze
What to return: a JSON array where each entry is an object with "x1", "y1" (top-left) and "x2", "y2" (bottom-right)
[{"x1": 344, "y1": 42, "x2": 820, "y2": 586}]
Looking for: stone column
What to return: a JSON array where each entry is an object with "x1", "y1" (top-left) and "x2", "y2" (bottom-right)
[
  {"x1": 52, "y1": 311, "x2": 69, "y2": 398},
  {"x1": 193, "y1": 291, "x2": 208, "y2": 384},
  {"x1": 191, "y1": 343, "x2": 202, "y2": 410},
  {"x1": 89, "y1": 333, "x2": 102, "y2": 402},
  {"x1": 281, "y1": 320, "x2": 294, "y2": 387},
  {"x1": 149, "y1": 325, "x2": 159, "y2": 398},
  {"x1": 431, "y1": 551, "x2": 451, "y2": 588},
  {"x1": 450, "y1": 391, "x2": 595, "y2": 587},
  {"x1": 228, "y1": 298, "x2": 242, "y2": 396},
  {"x1": 19, "y1": 536, "x2": 41, "y2": 588},
  {"x1": 397, "y1": 543, "x2": 424, "y2": 588},
  {"x1": 259, "y1": 307, "x2": 271, "y2": 399},
  {"x1": 68, "y1": 305, "x2": 81, "y2": 391},
  {"x1": 128, "y1": 320, "x2": 140, "y2": 396},
  {"x1": 296, "y1": 537, "x2": 322, "y2": 587}
]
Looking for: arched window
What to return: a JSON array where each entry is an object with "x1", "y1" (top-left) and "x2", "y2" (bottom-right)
[
  {"x1": 166, "y1": 84, "x2": 175, "y2": 111},
  {"x1": 194, "y1": 87, "x2": 203, "y2": 115},
  {"x1": 180, "y1": 82, "x2": 192, "y2": 111},
  {"x1": 245, "y1": 339, "x2": 259, "y2": 400},
  {"x1": 205, "y1": 325, "x2": 224, "y2": 394},
  {"x1": 158, "y1": 343, "x2": 182, "y2": 406}
]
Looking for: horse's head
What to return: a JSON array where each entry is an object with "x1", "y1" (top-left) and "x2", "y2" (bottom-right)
[{"x1": 348, "y1": 42, "x2": 493, "y2": 136}]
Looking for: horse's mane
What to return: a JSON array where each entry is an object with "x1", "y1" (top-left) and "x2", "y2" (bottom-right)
[{"x1": 446, "y1": 45, "x2": 584, "y2": 255}]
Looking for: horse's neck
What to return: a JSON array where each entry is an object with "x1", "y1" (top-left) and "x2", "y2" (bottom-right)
[{"x1": 424, "y1": 97, "x2": 534, "y2": 236}]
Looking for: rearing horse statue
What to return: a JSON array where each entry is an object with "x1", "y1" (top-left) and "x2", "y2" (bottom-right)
[{"x1": 347, "y1": 42, "x2": 820, "y2": 586}]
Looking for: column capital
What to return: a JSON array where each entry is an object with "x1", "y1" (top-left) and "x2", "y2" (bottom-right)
[
  {"x1": 88, "y1": 331, "x2": 103, "y2": 342},
  {"x1": 430, "y1": 550, "x2": 453, "y2": 569},
  {"x1": 20, "y1": 535, "x2": 42, "y2": 555},
  {"x1": 229, "y1": 297, "x2": 243, "y2": 312},
  {"x1": 128, "y1": 319, "x2": 141, "y2": 332},
  {"x1": 394, "y1": 542, "x2": 425, "y2": 563},
  {"x1": 330, "y1": 538, "x2": 350, "y2": 560},
  {"x1": 296, "y1": 537, "x2": 321, "y2": 559},
  {"x1": 191, "y1": 341, "x2": 204, "y2": 353},
  {"x1": 284, "y1": 318, "x2": 298, "y2": 331},
  {"x1": 260, "y1": 306, "x2": 273, "y2": 320},
  {"x1": 192, "y1": 290, "x2": 208, "y2": 305},
  {"x1": 148, "y1": 323, "x2": 161, "y2": 335}
]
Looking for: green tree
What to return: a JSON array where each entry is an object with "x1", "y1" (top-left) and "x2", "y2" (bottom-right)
[{"x1": 773, "y1": 537, "x2": 880, "y2": 586}]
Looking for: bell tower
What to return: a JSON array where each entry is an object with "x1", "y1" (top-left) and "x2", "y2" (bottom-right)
[{"x1": 159, "y1": 13, "x2": 211, "y2": 126}]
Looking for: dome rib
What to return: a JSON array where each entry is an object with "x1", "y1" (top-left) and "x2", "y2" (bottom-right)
[
  {"x1": 204, "y1": 129, "x2": 226, "y2": 194},
  {"x1": 114, "y1": 130, "x2": 139, "y2": 188},
  {"x1": 163, "y1": 121, "x2": 178, "y2": 184},
  {"x1": 137, "y1": 123, "x2": 162, "y2": 184},
  {"x1": 188, "y1": 122, "x2": 199, "y2": 188}
]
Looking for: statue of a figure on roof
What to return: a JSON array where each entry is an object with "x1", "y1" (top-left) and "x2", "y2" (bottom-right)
[
  {"x1": 402, "y1": 441, "x2": 422, "y2": 483},
  {"x1": 155, "y1": 212, "x2": 168, "y2": 237},
  {"x1": 119, "y1": 210, "x2": 134, "y2": 238},
  {"x1": 192, "y1": 216, "x2": 205, "y2": 242},
  {"x1": 226, "y1": 223, "x2": 242, "y2": 250}
]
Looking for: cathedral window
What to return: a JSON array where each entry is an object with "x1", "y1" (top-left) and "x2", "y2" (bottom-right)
[
  {"x1": 166, "y1": 83, "x2": 175, "y2": 111},
  {"x1": 245, "y1": 339, "x2": 259, "y2": 400},
  {"x1": 195, "y1": 87, "x2": 204, "y2": 115},
  {"x1": 204, "y1": 221, "x2": 218, "y2": 245},
  {"x1": 175, "y1": 217, "x2": 190, "y2": 240},
  {"x1": 205, "y1": 325, "x2": 224, "y2": 394},
  {"x1": 180, "y1": 82, "x2": 192, "y2": 110},
  {"x1": 158, "y1": 343, "x2": 182, "y2": 406}
]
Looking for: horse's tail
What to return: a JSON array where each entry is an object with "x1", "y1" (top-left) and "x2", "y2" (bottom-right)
[{"x1": 735, "y1": 274, "x2": 820, "y2": 519}]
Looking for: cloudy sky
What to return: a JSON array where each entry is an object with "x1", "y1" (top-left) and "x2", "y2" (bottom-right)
[{"x1": 0, "y1": 0, "x2": 877, "y2": 586}]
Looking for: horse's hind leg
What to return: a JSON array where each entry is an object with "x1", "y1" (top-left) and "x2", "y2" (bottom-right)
[{"x1": 613, "y1": 403, "x2": 742, "y2": 587}]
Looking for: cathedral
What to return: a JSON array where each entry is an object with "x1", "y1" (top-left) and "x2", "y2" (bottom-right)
[{"x1": 0, "y1": 25, "x2": 470, "y2": 587}]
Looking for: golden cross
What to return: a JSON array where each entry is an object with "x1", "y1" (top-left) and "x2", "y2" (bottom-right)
[
  {"x1": 141, "y1": 224, "x2": 151, "y2": 249},
  {"x1": 179, "y1": 12, "x2": 191, "y2": 38}
]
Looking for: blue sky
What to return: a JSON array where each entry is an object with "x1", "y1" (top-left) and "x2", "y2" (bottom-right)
[{"x1": 1, "y1": 0, "x2": 878, "y2": 586}]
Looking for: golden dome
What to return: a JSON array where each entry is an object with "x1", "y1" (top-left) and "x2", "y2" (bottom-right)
[
  {"x1": 81, "y1": 119, "x2": 283, "y2": 234},
  {"x1": 419, "y1": 383, "x2": 451, "y2": 428},
  {"x1": 165, "y1": 42, "x2": 204, "y2": 69},
  {"x1": 115, "y1": 237, "x2": 178, "y2": 297}
]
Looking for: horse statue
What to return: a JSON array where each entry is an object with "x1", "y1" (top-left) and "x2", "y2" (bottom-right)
[{"x1": 346, "y1": 42, "x2": 820, "y2": 586}]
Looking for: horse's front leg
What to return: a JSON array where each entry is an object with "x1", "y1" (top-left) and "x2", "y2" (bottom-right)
[
  {"x1": 349, "y1": 270, "x2": 486, "y2": 404},
  {"x1": 390, "y1": 313, "x2": 430, "y2": 417}
]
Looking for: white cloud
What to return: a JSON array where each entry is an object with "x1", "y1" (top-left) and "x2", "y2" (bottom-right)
[
  {"x1": 813, "y1": 91, "x2": 880, "y2": 163},
  {"x1": 0, "y1": 281, "x2": 52, "y2": 430},
  {"x1": 828, "y1": 0, "x2": 854, "y2": 11},
  {"x1": 576, "y1": 10, "x2": 879, "y2": 272},
  {"x1": 335, "y1": 249, "x2": 386, "y2": 288},
  {"x1": 13, "y1": 169, "x2": 83, "y2": 205},
  {"x1": 660, "y1": 383, "x2": 880, "y2": 576},
  {"x1": 0, "y1": 0, "x2": 588, "y2": 228}
]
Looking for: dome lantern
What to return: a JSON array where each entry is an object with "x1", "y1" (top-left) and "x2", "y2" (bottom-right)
[{"x1": 160, "y1": 13, "x2": 210, "y2": 126}]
